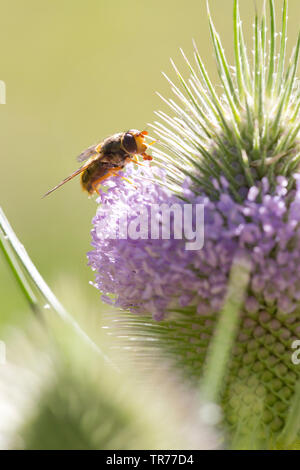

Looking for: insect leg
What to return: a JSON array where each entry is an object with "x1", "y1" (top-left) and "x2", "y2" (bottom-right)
[
  {"x1": 91, "y1": 167, "x2": 123, "y2": 192},
  {"x1": 132, "y1": 155, "x2": 146, "y2": 167}
]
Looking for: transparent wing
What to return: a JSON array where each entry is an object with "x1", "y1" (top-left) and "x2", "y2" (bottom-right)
[
  {"x1": 77, "y1": 143, "x2": 101, "y2": 162},
  {"x1": 43, "y1": 154, "x2": 99, "y2": 198}
]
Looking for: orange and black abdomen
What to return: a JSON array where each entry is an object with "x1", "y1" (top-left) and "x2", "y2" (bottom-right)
[
  {"x1": 80, "y1": 160, "x2": 107, "y2": 193},
  {"x1": 80, "y1": 160, "x2": 123, "y2": 194}
]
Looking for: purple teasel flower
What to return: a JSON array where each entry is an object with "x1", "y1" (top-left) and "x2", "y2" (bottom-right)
[
  {"x1": 88, "y1": 165, "x2": 300, "y2": 442},
  {"x1": 88, "y1": 1, "x2": 300, "y2": 447},
  {"x1": 88, "y1": 167, "x2": 300, "y2": 322}
]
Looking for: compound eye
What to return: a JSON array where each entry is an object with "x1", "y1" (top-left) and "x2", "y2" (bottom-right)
[{"x1": 122, "y1": 133, "x2": 137, "y2": 153}]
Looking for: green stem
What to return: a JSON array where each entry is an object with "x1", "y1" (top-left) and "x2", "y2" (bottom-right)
[
  {"x1": 200, "y1": 255, "x2": 251, "y2": 403},
  {"x1": 0, "y1": 229, "x2": 40, "y2": 314},
  {"x1": 0, "y1": 207, "x2": 115, "y2": 368}
]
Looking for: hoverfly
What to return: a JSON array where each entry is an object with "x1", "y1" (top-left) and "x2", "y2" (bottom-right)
[{"x1": 43, "y1": 129, "x2": 153, "y2": 197}]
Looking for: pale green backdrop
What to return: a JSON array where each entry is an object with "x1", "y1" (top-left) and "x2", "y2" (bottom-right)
[{"x1": 0, "y1": 0, "x2": 299, "y2": 329}]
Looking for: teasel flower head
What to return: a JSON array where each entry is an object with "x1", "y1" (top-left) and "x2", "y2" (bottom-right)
[{"x1": 88, "y1": 1, "x2": 300, "y2": 448}]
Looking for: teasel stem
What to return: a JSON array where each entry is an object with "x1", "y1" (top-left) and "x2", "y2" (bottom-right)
[
  {"x1": 0, "y1": 206, "x2": 115, "y2": 367},
  {"x1": 0, "y1": 217, "x2": 40, "y2": 315},
  {"x1": 200, "y1": 255, "x2": 251, "y2": 403}
]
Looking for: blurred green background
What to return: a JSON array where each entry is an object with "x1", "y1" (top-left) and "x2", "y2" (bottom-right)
[{"x1": 1, "y1": 0, "x2": 299, "y2": 330}]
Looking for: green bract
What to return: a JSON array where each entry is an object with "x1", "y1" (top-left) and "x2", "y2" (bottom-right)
[{"x1": 151, "y1": 0, "x2": 300, "y2": 201}]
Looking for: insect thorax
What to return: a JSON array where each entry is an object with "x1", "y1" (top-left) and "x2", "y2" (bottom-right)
[{"x1": 101, "y1": 133, "x2": 124, "y2": 154}]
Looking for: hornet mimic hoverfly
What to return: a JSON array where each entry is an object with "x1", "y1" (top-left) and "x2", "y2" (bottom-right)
[{"x1": 43, "y1": 129, "x2": 153, "y2": 197}]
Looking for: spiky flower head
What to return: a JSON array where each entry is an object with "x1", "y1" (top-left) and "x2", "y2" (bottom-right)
[
  {"x1": 152, "y1": 0, "x2": 300, "y2": 202},
  {"x1": 88, "y1": 1, "x2": 300, "y2": 448}
]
